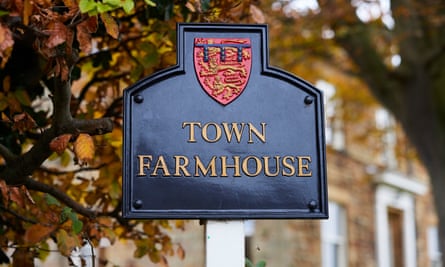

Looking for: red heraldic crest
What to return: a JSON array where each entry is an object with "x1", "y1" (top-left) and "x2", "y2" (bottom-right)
[{"x1": 194, "y1": 38, "x2": 252, "y2": 105}]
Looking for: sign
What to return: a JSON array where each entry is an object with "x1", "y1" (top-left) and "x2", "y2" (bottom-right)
[{"x1": 122, "y1": 24, "x2": 328, "y2": 219}]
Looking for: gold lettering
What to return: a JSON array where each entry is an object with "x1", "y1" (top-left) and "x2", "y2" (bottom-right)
[
  {"x1": 137, "y1": 155, "x2": 153, "y2": 176},
  {"x1": 195, "y1": 156, "x2": 218, "y2": 177},
  {"x1": 242, "y1": 156, "x2": 262, "y2": 177},
  {"x1": 248, "y1": 122, "x2": 266, "y2": 143},
  {"x1": 220, "y1": 156, "x2": 241, "y2": 177},
  {"x1": 201, "y1": 122, "x2": 222, "y2": 143},
  {"x1": 263, "y1": 156, "x2": 280, "y2": 176},
  {"x1": 174, "y1": 155, "x2": 191, "y2": 177},
  {"x1": 222, "y1": 122, "x2": 245, "y2": 143},
  {"x1": 297, "y1": 156, "x2": 312, "y2": 177},
  {"x1": 282, "y1": 156, "x2": 296, "y2": 176},
  {"x1": 151, "y1": 155, "x2": 171, "y2": 177},
  {"x1": 182, "y1": 122, "x2": 201, "y2": 143}
]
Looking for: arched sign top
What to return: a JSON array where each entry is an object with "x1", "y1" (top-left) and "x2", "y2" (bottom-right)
[{"x1": 123, "y1": 24, "x2": 328, "y2": 219}]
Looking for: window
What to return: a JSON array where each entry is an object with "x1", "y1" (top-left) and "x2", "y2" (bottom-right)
[
  {"x1": 375, "y1": 178, "x2": 422, "y2": 267},
  {"x1": 316, "y1": 80, "x2": 344, "y2": 151},
  {"x1": 387, "y1": 207, "x2": 404, "y2": 267},
  {"x1": 321, "y1": 202, "x2": 347, "y2": 267},
  {"x1": 428, "y1": 227, "x2": 442, "y2": 267}
]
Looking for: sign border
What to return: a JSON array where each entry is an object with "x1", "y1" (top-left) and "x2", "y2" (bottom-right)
[{"x1": 122, "y1": 23, "x2": 328, "y2": 219}]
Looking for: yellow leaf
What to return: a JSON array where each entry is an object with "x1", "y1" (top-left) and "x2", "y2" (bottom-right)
[
  {"x1": 100, "y1": 13, "x2": 119, "y2": 39},
  {"x1": 56, "y1": 229, "x2": 80, "y2": 256},
  {"x1": 23, "y1": 0, "x2": 32, "y2": 26},
  {"x1": 74, "y1": 133, "x2": 95, "y2": 166}
]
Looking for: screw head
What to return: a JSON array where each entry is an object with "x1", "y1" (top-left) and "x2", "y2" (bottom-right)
[
  {"x1": 133, "y1": 199, "x2": 143, "y2": 209},
  {"x1": 134, "y1": 95, "x2": 144, "y2": 103},
  {"x1": 307, "y1": 200, "x2": 318, "y2": 211},
  {"x1": 304, "y1": 96, "x2": 314, "y2": 105}
]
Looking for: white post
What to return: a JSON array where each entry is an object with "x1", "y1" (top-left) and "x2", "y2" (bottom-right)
[{"x1": 205, "y1": 220, "x2": 245, "y2": 267}]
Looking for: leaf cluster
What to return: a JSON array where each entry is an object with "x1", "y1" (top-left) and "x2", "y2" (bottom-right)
[{"x1": 0, "y1": 0, "x2": 265, "y2": 265}]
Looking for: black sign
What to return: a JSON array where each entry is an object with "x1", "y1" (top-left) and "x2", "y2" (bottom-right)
[{"x1": 122, "y1": 24, "x2": 328, "y2": 219}]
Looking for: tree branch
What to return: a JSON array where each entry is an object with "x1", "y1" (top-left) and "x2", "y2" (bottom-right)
[
  {"x1": 24, "y1": 177, "x2": 96, "y2": 219},
  {"x1": 0, "y1": 144, "x2": 17, "y2": 164}
]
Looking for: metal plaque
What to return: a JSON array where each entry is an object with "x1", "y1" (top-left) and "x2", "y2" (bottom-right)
[{"x1": 122, "y1": 24, "x2": 328, "y2": 219}]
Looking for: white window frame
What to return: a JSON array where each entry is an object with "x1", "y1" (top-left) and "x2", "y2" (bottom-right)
[
  {"x1": 375, "y1": 173, "x2": 425, "y2": 267},
  {"x1": 321, "y1": 201, "x2": 347, "y2": 267}
]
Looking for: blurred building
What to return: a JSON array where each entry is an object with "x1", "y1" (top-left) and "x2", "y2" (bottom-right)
[{"x1": 31, "y1": 80, "x2": 440, "y2": 267}]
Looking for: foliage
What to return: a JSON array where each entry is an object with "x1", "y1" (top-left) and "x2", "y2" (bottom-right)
[
  {"x1": 246, "y1": 258, "x2": 266, "y2": 267},
  {"x1": 0, "y1": 0, "x2": 264, "y2": 265},
  {"x1": 264, "y1": 0, "x2": 445, "y2": 262}
]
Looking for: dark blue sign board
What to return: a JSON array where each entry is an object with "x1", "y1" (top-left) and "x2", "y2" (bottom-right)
[{"x1": 122, "y1": 24, "x2": 328, "y2": 219}]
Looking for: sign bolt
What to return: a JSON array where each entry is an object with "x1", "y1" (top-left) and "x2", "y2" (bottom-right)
[
  {"x1": 307, "y1": 200, "x2": 318, "y2": 211},
  {"x1": 133, "y1": 199, "x2": 143, "y2": 209},
  {"x1": 304, "y1": 96, "x2": 314, "y2": 105},
  {"x1": 134, "y1": 95, "x2": 144, "y2": 103}
]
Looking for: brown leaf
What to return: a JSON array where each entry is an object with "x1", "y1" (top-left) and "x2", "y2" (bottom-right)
[
  {"x1": 12, "y1": 247, "x2": 34, "y2": 267},
  {"x1": 74, "y1": 133, "x2": 95, "y2": 166},
  {"x1": 159, "y1": 256, "x2": 169, "y2": 267},
  {"x1": 76, "y1": 16, "x2": 98, "y2": 53},
  {"x1": 0, "y1": 180, "x2": 8, "y2": 203},
  {"x1": 50, "y1": 134, "x2": 72, "y2": 155},
  {"x1": 24, "y1": 224, "x2": 56, "y2": 244},
  {"x1": 100, "y1": 13, "x2": 119, "y2": 39},
  {"x1": 250, "y1": 4, "x2": 265, "y2": 23},
  {"x1": 45, "y1": 21, "x2": 68, "y2": 48},
  {"x1": 176, "y1": 244, "x2": 185, "y2": 260},
  {"x1": 12, "y1": 112, "x2": 36, "y2": 134},
  {"x1": 9, "y1": 186, "x2": 25, "y2": 208},
  {"x1": 0, "y1": 24, "x2": 14, "y2": 68}
]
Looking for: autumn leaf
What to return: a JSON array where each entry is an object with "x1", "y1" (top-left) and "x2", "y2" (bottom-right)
[
  {"x1": 100, "y1": 12, "x2": 119, "y2": 39},
  {"x1": 56, "y1": 229, "x2": 80, "y2": 256},
  {"x1": 49, "y1": 134, "x2": 72, "y2": 155},
  {"x1": 76, "y1": 16, "x2": 98, "y2": 53},
  {"x1": 0, "y1": 180, "x2": 8, "y2": 202},
  {"x1": 74, "y1": 133, "x2": 95, "y2": 166},
  {"x1": 12, "y1": 112, "x2": 36, "y2": 134},
  {"x1": 250, "y1": 4, "x2": 265, "y2": 23},
  {"x1": 176, "y1": 244, "x2": 185, "y2": 260},
  {"x1": 0, "y1": 24, "x2": 14, "y2": 68},
  {"x1": 12, "y1": 248, "x2": 34, "y2": 267},
  {"x1": 159, "y1": 256, "x2": 168, "y2": 267},
  {"x1": 23, "y1": 0, "x2": 32, "y2": 26},
  {"x1": 24, "y1": 224, "x2": 57, "y2": 244},
  {"x1": 44, "y1": 21, "x2": 69, "y2": 48},
  {"x1": 9, "y1": 186, "x2": 25, "y2": 208}
]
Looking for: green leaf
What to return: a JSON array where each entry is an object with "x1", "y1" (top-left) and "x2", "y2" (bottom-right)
[
  {"x1": 44, "y1": 194, "x2": 61, "y2": 206},
  {"x1": 144, "y1": 0, "x2": 156, "y2": 7},
  {"x1": 121, "y1": 0, "x2": 135, "y2": 13},
  {"x1": 38, "y1": 241, "x2": 50, "y2": 261},
  {"x1": 14, "y1": 89, "x2": 31, "y2": 106},
  {"x1": 72, "y1": 219, "x2": 83, "y2": 234},
  {"x1": 79, "y1": 0, "x2": 97, "y2": 14},
  {"x1": 97, "y1": 2, "x2": 114, "y2": 13},
  {"x1": 0, "y1": 10, "x2": 9, "y2": 17},
  {"x1": 256, "y1": 261, "x2": 266, "y2": 267},
  {"x1": 103, "y1": 0, "x2": 121, "y2": 6},
  {"x1": 60, "y1": 207, "x2": 72, "y2": 222}
]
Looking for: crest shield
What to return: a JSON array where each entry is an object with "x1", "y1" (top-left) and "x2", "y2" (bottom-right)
[{"x1": 194, "y1": 38, "x2": 252, "y2": 105}]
